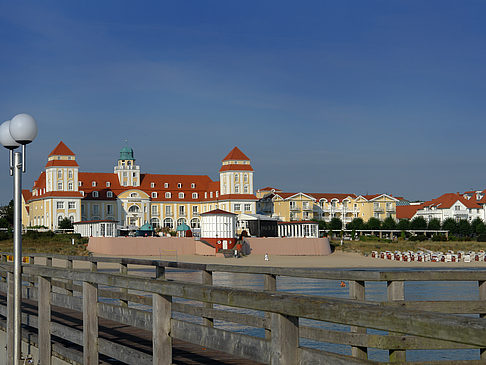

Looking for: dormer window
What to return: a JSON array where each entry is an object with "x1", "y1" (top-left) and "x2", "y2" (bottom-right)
[
  {"x1": 151, "y1": 182, "x2": 155, "y2": 188},
  {"x1": 216, "y1": 191, "x2": 219, "y2": 198},
  {"x1": 107, "y1": 191, "x2": 113, "y2": 198},
  {"x1": 178, "y1": 183, "x2": 182, "y2": 188},
  {"x1": 152, "y1": 192, "x2": 157, "y2": 198},
  {"x1": 79, "y1": 181, "x2": 82, "y2": 186},
  {"x1": 191, "y1": 183, "x2": 195, "y2": 188},
  {"x1": 192, "y1": 193, "x2": 198, "y2": 199},
  {"x1": 92, "y1": 181, "x2": 97, "y2": 187},
  {"x1": 165, "y1": 192, "x2": 171, "y2": 198},
  {"x1": 179, "y1": 192, "x2": 185, "y2": 199},
  {"x1": 164, "y1": 183, "x2": 169, "y2": 188},
  {"x1": 130, "y1": 193, "x2": 138, "y2": 198},
  {"x1": 93, "y1": 191, "x2": 99, "y2": 198},
  {"x1": 205, "y1": 192, "x2": 207, "y2": 198},
  {"x1": 106, "y1": 182, "x2": 111, "y2": 187},
  {"x1": 80, "y1": 191, "x2": 84, "y2": 196},
  {"x1": 210, "y1": 192, "x2": 213, "y2": 198}
]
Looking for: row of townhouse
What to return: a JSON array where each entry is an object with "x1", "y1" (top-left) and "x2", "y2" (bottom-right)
[
  {"x1": 397, "y1": 191, "x2": 486, "y2": 223},
  {"x1": 22, "y1": 142, "x2": 258, "y2": 231},
  {"x1": 256, "y1": 187, "x2": 399, "y2": 223}
]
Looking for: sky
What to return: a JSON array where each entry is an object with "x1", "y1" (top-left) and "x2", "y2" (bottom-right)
[{"x1": 0, "y1": 1, "x2": 485, "y2": 204}]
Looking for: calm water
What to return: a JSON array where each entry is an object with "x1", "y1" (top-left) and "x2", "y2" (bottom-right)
[{"x1": 99, "y1": 267, "x2": 483, "y2": 362}]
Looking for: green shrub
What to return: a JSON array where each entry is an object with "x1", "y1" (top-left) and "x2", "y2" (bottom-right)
[
  {"x1": 477, "y1": 234, "x2": 486, "y2": 242},
  {"x1": 431, "y1": 234, "x2": 447, "y2": 242},
  {"x1": 410, "y1": 233, "x2": 427, "y2": 242}
]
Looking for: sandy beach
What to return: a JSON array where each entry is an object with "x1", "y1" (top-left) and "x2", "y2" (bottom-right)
[{"x1": 91, "y1": 250, "x2": 486, "y2": 269}]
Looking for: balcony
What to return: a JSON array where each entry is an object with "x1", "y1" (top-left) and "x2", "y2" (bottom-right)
[
  {"x1": 290, "y1": 206, "x2": 300, "y2": 211},
  {"x1": 373, "y1": 207, "x2": 384, "y2": 213}
]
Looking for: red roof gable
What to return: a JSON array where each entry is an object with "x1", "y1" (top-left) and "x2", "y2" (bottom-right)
[
  {"x1": 396, "y1": 205, "x2": 421, "y2": 220},
  {"x1": 422, "y1": 193, "x2": 481, "y2": 210},
  {"x1": 222, "y1": 147, "x2": 250, "y2": 161},
  {"x1": 48, "y1": 141, "x2": 75, "y2": 157},
  {"x1": 45, "y1": 160, "x2": 79, "y2": 167},
  {"x1": 201, "y1": 209, "x2": 237, "y2": 215},
  {"x1": 219, "y1": 164, "x2": 253, "y2": 172}
]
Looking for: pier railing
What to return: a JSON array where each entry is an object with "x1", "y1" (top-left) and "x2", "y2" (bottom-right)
[{"x1": 0, "y1": 253, "x2": 485, "y2": 364}]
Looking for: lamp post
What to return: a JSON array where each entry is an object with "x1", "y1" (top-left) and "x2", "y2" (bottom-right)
[{"x1": 0, "y1": 114, "x2": 38, "y2": 364}]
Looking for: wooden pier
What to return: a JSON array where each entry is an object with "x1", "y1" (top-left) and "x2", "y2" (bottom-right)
[{"x1": 0, "y1": 253, "x2": 485, "y2": 364}]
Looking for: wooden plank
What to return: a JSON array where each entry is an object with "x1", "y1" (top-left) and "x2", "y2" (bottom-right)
[
  {"x1": 270, "y1": 313, "x2": 298, "y2": 364},
  {"x1": 171, "y1": 319, "x2": 270, "y2": 364},
  {"x1": 153, "y1": 293, "x2": 172, "y2": 364},
  {"x1": 38, "y1": 276, "x2": 52, "y2": 365},
  {"x1": 83, "y1": 281, "x2": 98, "y2": 364},
  {"x1": 380, "y1": 300, "x2": 486, "y2": 314},
  {"x1": 264, "y1": 273, "x2": 276, "y2": 340},
  {"x1": 299, "y1": 326, "x2": 478, "y2": 350},
  {"x1": 298, "y1": 347, "x2": 377, "y2": 365},
  {"x1": 387, "y1": 280, "x2": 406, "y2": 362},
  {"x1": 350, "y1": 280, "x2": 368, "y2": 359},
  {"x1": 201, "y1": 270, "x2": 214, "y2": 327},
  {"x1": 119, "y1": 262, "x2": 128, "y2": 307}
]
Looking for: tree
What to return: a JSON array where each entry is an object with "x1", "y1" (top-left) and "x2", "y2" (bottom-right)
[
  {"x1": 475, "y1": 221, "x2": 486, "y2": 235},
  {"x1": 410, "y1": 216, "x2": 427, "y2": 230},
  {"x1": 0, "y1": 200, "x2": 14, "y2": 227},
  {"x1": 397, "y1": 219, "x2": 410, "y2": 231},
  {"x1": 58, "y1": 217, "x2": 73, "y2": 230},
  {"x1": 329, "y1": 217, "x2": 342, "y2": 231},
  {"x1": 457, "y1": 219, "x2": 471, "y2": 237},
  {"x1": 366, "y1": 217, "x2": 381, "y2": 230},
  {"x1": 347, "y1": 218, "x2": 364, "y2": 231},
  {"x1": 382, "y1": 216, "x2": 397, "y2": 230},
  {"x1": 312, "y1": 219, "x2": 327, "y2": 230},
  {"x1": 470, "y1": 218, "x2": 483, "y2": 236},
  {"x1": 442, "y1": 218, "x2": 458, "y2": 235},
  {"x1": 427, "y1": 218, "x2": 441, "y2": 230}
]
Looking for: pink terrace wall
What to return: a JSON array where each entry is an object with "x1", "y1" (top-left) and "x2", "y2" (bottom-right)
[
  {"x1": 243, "y1": 237, "x2": 331, "y2": 256},
  {"x1": 87, "y1": 237, "x2": 331, "y2": 256},
  {"x1": 87, "y1": 237, "x2": 216, "y2": 256}
]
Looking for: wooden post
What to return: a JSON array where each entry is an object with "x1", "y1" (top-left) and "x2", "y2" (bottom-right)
[
  {"x1": 155, "y1": 264, "x2": 165, "y2": 280},
  {"x1": 83, "y1": 281, "x2": 98, "y2": 364},
  {"x1": 7, "y1": 272, "x2": 14, "y2": 363},
  {"x1": 119, "y1": 263, "x2": 128, "y2": 307},
  {"x1": 264, "y1": 274, "x2": 277, "y2": 339},
  {"x1": 38, "y1": 276, "x2": 52, "y2": 365},
  {"x1": 201, "y1": 270, "x2": 214, "y2": 327},
  {"x1": 46, "y1": 256, "x2": 52, "y2": 267},
  {"x1": 153, "y1": 293, "x2": 172, "y2": 364},
  {"x1": 270, "y1": 312, "x2": 299, "y2": 364},
  {"x1": 350, "y1": 280, "x2": 367, "y2": 359},
  {"x1": 90, "y1": 261, "x2": 98, "y2": 272},
  {"x1": 65, "y1": 258, "x2": 73, "y2": 295},
  {"x1": 387, "y1": 280, "x2": 406, "y2": 362},
  {"x1": 479, "y1": 280, "x2": 486, "y2": 360}
]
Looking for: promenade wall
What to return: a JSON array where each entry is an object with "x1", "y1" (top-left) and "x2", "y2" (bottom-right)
[
  {"x1": 243, "y1": 237, "x2": 331, "y2": 256},
  {"x1": 87, "y1": 236, "x2": 331, "y2": 256}
]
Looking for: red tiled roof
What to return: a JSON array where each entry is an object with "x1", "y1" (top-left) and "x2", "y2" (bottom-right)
[
  {"x1": 422, "y1": 193, "x2": 481, "y2": 210},
  {"x1": 258, "y1": 187, "x2": 281, "y2": 192},
  {"x1": 217, "y1": 194, "x2": 257, "y2": 200},
  {"x1": 396, "y1": 205, "x2": 421, "y2": 220},
  {"x1": 22, "y1": 190, "x2": 32, "y2": 202},
  {"x1": 219, "y1": 164, "x2": 253, "y2": 172},
  {"x1": 222, "y1": 147, "x2": 250, "y2": 161},
  {"x1": 201, "y1": 209, "x2": 237, "y2": 215},
  {"x1": 48, "y1": 141, "x2": 75, "y2": 157},
  {"x1": 33, "y1": 172, "x2": 46, "y2": 190},
  {"x1": 45, "y1": 160, "x2": 79, "y2": 167},
  {"x1": 310, "y1": 193, "x2": 357, "y2": 201}
]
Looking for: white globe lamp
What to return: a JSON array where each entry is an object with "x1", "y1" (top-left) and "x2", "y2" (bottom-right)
[
  {"x1": 0, "y1": 121, "x2": 20, "y2": 150},
  {"x1": 9, "y1": 113, "x2": 38, "y2": 144}
]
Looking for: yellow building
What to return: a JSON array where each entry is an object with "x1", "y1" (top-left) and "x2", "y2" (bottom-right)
[
  {"x1": 23, "y1": 142, "x2": 257, "y2": 232},
  {"x1": 256, "y1": 189, "x2": 398, "y2": 223}
]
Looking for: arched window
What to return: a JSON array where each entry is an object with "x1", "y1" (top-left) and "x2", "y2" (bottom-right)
[
  {"x1": 163, "y1": 218, "x2": 173, "y2": 228},
  {"x1": 244, "y1": 184, "x2": 249, "y2": 193},
  {"x1": 177, "y1": 218, "x2": 187, "y2": 227},
  {"x1": 69, "y1": 216, "x2": 74, "y2": 223},
  {"x1": 128, "y1": 205, "x2": 140, "y2": 213},
  {"x1": 244, "y1": 174, "x2": 248, "y2": 182},
  {"x1": 57, "y1": 170, "x2": 62, "y2": 179},
  {"x1": 190, "y1": 218, "x2": 200, "y2": 229},
  {"x1": 57, "y1": 215, "x2": 64, "y2": 225},
  {"x1": 68, "y1": 170, "x2": 73, "y2": 179},
  {"x1": 130, "y1": 192, "x2": 138, "y2": 197},
  {"x1": 150, "y1": 218, "x2": 160, "y2": 229}
]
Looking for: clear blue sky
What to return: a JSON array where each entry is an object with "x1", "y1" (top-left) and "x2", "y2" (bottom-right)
[{"x1": 0, "y1": 1, "x2": 485, "y2": 204}]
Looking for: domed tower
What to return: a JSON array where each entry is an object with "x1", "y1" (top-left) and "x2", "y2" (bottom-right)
[
  {"x1": 114, "y1": 145, "x2": 140, "y2": 187},
  {"x1": 219, "y1": 147, "x2": 253, "y2": 195}
]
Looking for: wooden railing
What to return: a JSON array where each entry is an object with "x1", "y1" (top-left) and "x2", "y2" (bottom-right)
[{"x1": 0, "y1": 253, "x2": 484, "y2": 364}]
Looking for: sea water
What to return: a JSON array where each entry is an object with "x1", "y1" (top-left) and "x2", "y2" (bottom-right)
[{"x1": 99, "y1": 267, "x2": 483, "y2": 362}]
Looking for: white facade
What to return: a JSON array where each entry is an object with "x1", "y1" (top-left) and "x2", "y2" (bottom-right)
[
  {"x1": 74, "y1": 220, "x2": 118, "y2": 237},
  {"x1": 201, "y1": 212, "x2": 237, "y2": 239}
]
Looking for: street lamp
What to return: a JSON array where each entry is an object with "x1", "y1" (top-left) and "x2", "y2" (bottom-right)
[{"x1": 0, "y1": 113, "x2": 38, "y2": 364}]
